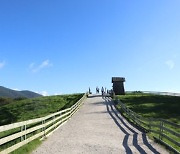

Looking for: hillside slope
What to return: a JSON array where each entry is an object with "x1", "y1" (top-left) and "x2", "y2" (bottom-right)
[
  {"x1": 0, "y1": 86, "x2": 42, "y2": 98},
  {"x1": 0, "y1": 93, "x2": 84, "y2": 125}
]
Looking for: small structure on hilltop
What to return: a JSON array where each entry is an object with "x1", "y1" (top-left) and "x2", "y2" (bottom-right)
[{"x1": 112, "y1": 77, "x2": 125, "y2": 95}]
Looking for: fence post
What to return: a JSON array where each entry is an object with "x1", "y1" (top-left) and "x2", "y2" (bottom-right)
[
  {"x1": 159, "y1": 120, "x2": 163, "y2": 140},
  {"x1": 70, "y1": 106, "x2": 73, "y2": 117},
  {"x1": 21, "y1": 125, "x2": 23, "y2": 141},
  {"x1": 161, "y1": 121, "x2": 164, "y2": 140},
  {"x1": 24, "y1": 124, "x2": 27, "y2": 140},
  {"x1": 53, "y1": 115, "x2": 56, "y2": 127},
  {"x1": 148, "y1": 119, "x2": 152, "y2": 132},
  {"x1": 21, "y1": 124, "x2": 26, "y2": 142},
  {"x1": 42, "y1": 119, "x2": 46, "y2": 137},
  {"x1": 59, "y1": 112, "x2": 62, "y2": 124},
  {"x1": 134, "y1": 114, "x2": 139, "y2": 126}
]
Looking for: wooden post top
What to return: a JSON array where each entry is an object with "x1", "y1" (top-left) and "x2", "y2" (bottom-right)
[{"x1": 112, "y1": 77, "x2": 125, "y2": 83}]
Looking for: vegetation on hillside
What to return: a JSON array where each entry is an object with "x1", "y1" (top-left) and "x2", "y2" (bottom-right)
[
  {"x1": 116, "y1": 93, "x2": 180, "y2": 124},
  {"x1": 116, "y1": 93, "x2": 180, "y2": 153},
  {"x1": 0, "y1": 93, "x2": 84, "y2": 126},
  {"x1": 0, "y1": 97, "x2": 27, "y2": 106}
]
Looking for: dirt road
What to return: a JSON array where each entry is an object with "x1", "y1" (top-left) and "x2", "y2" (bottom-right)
[{"x1": 33, "y1": 95, "x2": 168, "y2": 154}]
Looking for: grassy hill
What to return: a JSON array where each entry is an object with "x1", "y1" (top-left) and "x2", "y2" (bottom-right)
[
  {"x1": 116, "y1": 93, "x2": 180, "y2": 152},
  {"x1": 0, "y1": 86, "x2": 42, "y2": 99},
  {"x1": 116, "y1": 93, "x2": 180, "y2": 124},
  {"x1": 0, "y1": 93, "x2": 84, "y2": 126}
]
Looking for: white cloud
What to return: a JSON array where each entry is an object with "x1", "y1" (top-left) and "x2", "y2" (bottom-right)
[
  {"x1": 12, "y1": 88, "x2": 19, "y2": 91},
  {"x1": 165, "y1": 60, "x2": 175, "y2": 70},
  {"x1": 39, "y1": 91, "x2": 49, "y2": 96},
  {"x1": 54, "y1": 92, "x2": 62, "y2": 95},
  {"x1": 29, "y1": 63, "x2": 35, "y2": 69},
  {"x1": 29, "y1": 60, "x2": 53, "y2": 73},
  {"x1": 40, "y1": 60, "x2": 51, "y2": 68},
  {"x1": 0, "y1": 61, "x2": 5, "y2": 69}
]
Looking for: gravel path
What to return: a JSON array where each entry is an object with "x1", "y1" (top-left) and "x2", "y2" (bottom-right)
[{"x1": 33, "y1": 95, "x2": 169, "y2": 154}]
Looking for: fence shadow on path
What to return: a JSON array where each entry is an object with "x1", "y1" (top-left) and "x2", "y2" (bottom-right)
[
  {"x1": 88, "y1": 94, "x2": 102, "y2": 98},
  {"x1": 102, "y1": 96, "x2": 160, "y2": 154}
]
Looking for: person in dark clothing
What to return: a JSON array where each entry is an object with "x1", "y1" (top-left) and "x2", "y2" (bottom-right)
[
  {"x1": 101, "y1": 87, "x2": 104, "y2": 96},
  {"x1": 96, "y1": 87, "x2": 99, "y2": 94},
  {"x1": 89, "y1": 87, "x2": 91, "y2": 94}
]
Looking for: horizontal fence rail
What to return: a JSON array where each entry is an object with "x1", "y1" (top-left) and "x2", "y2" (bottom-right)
[
  {"x1": 115, "y1": 99, "x2": 180, "y2": 154},
  {"x1": 0, "y1": 93, "x2": 87, "y2": 154}
]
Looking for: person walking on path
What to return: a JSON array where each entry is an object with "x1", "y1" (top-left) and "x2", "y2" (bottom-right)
[
  {"x1": 89, "y1": 87, "x2": 91, "y2": 94},
  {"x1": 96, "y1": 87, "x2": 99, "y2": 94},
  {"x1": 101, "y1": 87, "x2": 104, "y2": 96}
]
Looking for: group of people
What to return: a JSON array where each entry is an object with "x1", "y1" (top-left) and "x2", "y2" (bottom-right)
[
  {"x1": 88, "y1": 87, "x2": 114, "y2": 97},
  {"x1": 96, "y1": 86, "x2": 107, "y2": 96}
]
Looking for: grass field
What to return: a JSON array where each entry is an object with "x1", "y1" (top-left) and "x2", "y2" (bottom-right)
[
  {"x1": 0, "y1": 93, "x2": 84, "y2": 153},
  {"x1": 11, "y1": 139, "x2": 42, "y2": 154},
  {"x1": 116, "y1": 92, "x2": 180, "y2": 153},
  {"x1": 116, "y1": 93, "x2": 180, "y2": 124},
  {"x1": 0, "y1": 93, "x2": 84, "y2": 126}
]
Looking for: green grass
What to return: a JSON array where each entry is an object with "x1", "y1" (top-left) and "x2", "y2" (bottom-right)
[
  {"x1": 0, "y1": 93, "x2": 84, "y2": 126},
  {"x1": 116, "y1": 93, "x2": 180, "y2": 124},
  {"x1": 0, "y1": 93, "x2": 84, "y2": 153},
  {"x1": 11, "y1": 139, "x2": 42, "y2": 154},
  {"x1": 116, "y1": 93, "x2": 180, "y2": 153}
]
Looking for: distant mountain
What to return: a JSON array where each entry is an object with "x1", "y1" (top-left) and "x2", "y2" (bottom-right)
[{"x1": 0, "y1": 86, "x2": 42, "y2": 98}]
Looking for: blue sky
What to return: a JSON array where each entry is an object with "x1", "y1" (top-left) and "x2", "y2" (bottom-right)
[{"x1": 0, "y1": 0, "x2": 180, "y2": 95}]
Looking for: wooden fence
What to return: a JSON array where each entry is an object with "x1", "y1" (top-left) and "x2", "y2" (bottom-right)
[
  {"x1": 116, "y1": 99, "x2": 180, "y2": 154},
  {"x1": 0, "y1": 93, "x2": 87, "y2": 154}
]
